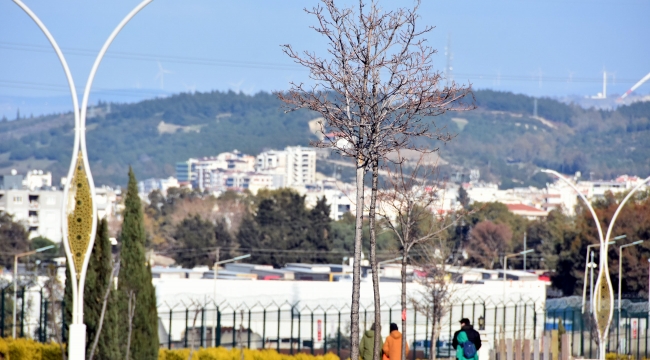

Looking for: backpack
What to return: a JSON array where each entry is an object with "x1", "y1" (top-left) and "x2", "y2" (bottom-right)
[{"x1": 462, "y1": 340, "x2": 477, "y2": 358}]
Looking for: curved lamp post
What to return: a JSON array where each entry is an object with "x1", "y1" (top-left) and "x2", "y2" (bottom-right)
[
  {"x1": 542, "y1": 169, "x2": 650, "y2": 359},
  {"x1": 12, "y1": 1, "x2": 153, "y2": 358}
]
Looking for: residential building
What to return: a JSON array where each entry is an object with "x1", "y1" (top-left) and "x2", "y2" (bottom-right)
[
  {"x1": 138, "y1": 177, "x2": 179, "y2": 195},
  {"x1": 285, "y1": 146, "x2": 316, "y2": 186},
  {"x1": 25, "y1": 170, "x2": 52, "y2": 190},
  {"x1": 175, "y1": 158, "x2": 198, "y2": 183},
  {"x1": 505, "y1": 203, "x2": 548, "y2": 220},
  {"x1": 0, "y1": 187, "x2": 64, "y2": 242}
]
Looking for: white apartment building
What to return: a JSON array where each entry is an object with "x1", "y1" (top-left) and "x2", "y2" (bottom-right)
[
  {"x1": 25, "y1": 170, "x2": 52, "y2": 190},
  {"x1": 0, "y1": 188, "x2": 64, "y2": 242},
  {"x1": 0, "y1": 171, "x2": 120, "y2": 243},
  {"x1": 138, "y1": 177, "x2": 179, "y2": 195},
  {"x1": 284, "y1": 146, "x2": 316, "y2": 186}
]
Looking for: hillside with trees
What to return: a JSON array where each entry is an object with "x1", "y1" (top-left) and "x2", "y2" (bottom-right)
[{"x1": 0, "y1": 89, "x2": 649, "y2": 186}]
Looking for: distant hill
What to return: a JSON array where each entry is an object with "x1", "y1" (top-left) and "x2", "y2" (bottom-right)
[{"x1": 0, "y1": 89, "x2": 648, "y2": 188}]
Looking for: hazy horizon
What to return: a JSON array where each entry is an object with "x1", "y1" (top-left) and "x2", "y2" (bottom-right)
[{"x1": 1, "y1": 0, "x2": 649, "y2": 118}]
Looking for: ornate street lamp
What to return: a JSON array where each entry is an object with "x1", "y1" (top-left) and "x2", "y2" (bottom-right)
[
  {"x1": 12, "y1": 1, "x2": 153, "y2": 358},
  {"x1": 542, "y1": 169, "x2": 650, "y2": 360}
]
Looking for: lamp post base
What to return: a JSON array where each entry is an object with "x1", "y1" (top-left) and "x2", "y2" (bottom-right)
[{"x1": 68, "y1": 324, "x2": 87, "y2": 360}]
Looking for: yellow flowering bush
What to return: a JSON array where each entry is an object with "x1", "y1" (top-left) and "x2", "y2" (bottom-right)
[
  {"x1": 0, "y1": 337, "x2": 63, "y2": 360},
  {"x1": 159, "y1": 347, "x2": 341, "y2": 360}
]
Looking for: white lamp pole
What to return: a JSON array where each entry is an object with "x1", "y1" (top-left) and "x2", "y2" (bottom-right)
[
  {"x1": 542, "y1": 169, "x2": 650, "y2": 360},
  {"x1": 212, "y1": 254, "x2": 251, "y2": 346},
  {"x1": 503, "y1": 249, "x2": 534, "y2": 300},
  {"x1": 12, "y1": 1, "x2": 153, "y2": 358},
  {"x1": 617, "y1": 240, "x2": 644, "y2": 355},
  {"x1": 581, "y1": 235, "x2": 625, "y2": 314}
]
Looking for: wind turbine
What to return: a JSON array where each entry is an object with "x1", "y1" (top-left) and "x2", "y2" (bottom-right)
[{"x1": 155, "y1": 61, "x2": 172, "y2": 89}]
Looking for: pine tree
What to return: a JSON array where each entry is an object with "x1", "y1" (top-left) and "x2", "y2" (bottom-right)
[
  {"x1": 117, "y1": 168, "x2": 158, "y2": 359},
  {"x1": 173, "y1": 214, "x2": 216, "y2": 267},
  {"x1": 84, "y1": 218, "x2": 120, "y2": 360}
]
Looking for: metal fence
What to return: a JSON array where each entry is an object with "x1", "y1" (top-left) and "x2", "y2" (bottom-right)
[
  {"x1": 0, "y1": 285, "x2": 66, "y2": 343},
  {"x1": 3, "y1": 285, "x2": 649, "y2": 360}
]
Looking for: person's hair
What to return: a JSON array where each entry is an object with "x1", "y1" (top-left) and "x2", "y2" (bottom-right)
[
  {"x1": 390, "y1": 323, "x2": 398, "y2": 332},
  {"x1": 370, "y1": 323, "x2": 376, "y2": 331}
]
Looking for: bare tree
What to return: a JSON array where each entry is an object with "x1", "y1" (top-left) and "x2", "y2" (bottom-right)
[
  {"x1": 43, "y1": 264, "x2": 66, "y2": 360},
  {"x1": 379, "y1": 154, "x2": 464, "y2": 360},
  {"x1": 278, "y1": 1, "x2": 472, "y2": 358},
  {"x1": 411, "y1": 243, "x2": 458, "y2": 360}
]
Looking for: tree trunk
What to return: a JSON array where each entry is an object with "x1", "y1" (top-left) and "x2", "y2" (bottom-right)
[
  {"x1": 88, "y1": 264, "x2": 116, "y2": 360},
  {"x1": 429, "y1": 319, "x2": 438, "y2": 360},
  {"x1": 401, "y1": 252, "x2": 408, "y2": 360},
  {"x1": 351, "y1": 151, "x2": 365, "y2": 360},
  {"x1": 368, "y1": 157, "x2": 382, "y2": 360}
]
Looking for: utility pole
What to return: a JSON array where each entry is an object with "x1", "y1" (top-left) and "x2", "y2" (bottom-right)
[
  {"x1": 523, "y1": 232, "x2": 527, "y2": 271},
  {"x1": 212, "y1": 247, "x2": 220, "y2": 346}
]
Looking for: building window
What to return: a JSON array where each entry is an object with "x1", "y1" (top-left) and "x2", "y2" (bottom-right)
[{"x1": 13, "y1": 196, "x2": 23, "y2": 204}]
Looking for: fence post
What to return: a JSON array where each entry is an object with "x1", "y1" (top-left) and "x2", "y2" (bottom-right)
[
  {"x1": 425, "y1": 311, "x2": 429, "y2": 360},
  {"x1": 43, "y1": 300, "x2": 48, "y2": 342},
  {"x1": 297, "y1": 309, "x2": 301, "y2": 353},
  {"x1": 262, "y1": 308, "x2": 266, "y2": 348},
  {"x1": 551, "y1": 330, "x2": 558, "y2": 360},
  {"x1": 184, "y1": 308, "x2": 189, "y2": 348},
  {"x1": 523, "y1": 339, "x2": 531, "y2": 360},
  {"x1": 310, "y1": 312, "x2": 314, "y2": 355},
  {"x1": 337, "y1": 311, "x2": 341, "y2": 358},
  {"x1": 533, "y1": 339, "x2": 540, "y2": 360},
  {"x1": 543, "y1": 333, "x2": 550, "y2": 360},
  {"x1": 38, "y1": 288, "x2": 43, "y2": 342},
  {"x1": 412, "y1": 309, "x2": 417, "y2": 360},
  {"x1": 506, "y1": 338, "x2": 514, "y2": 360},
  {"x1": 290, "y1": 306, "x2": 295, "y2": 355},
  {"x1": 277, "y1": 308, "x2": 281, "y2": 352},
  {"x1": 216, "y1": 308, "x2": 222, "y2": 347},
  {"x1": 201, "y1": 307, "x2": 205, "y2": 348},
  {"x1": 560, "y1": 334, "x2": 569, "y2": 360},
  {"x1": 324, "y1": 312, "x2": 328, "y2": 354},
  {"x1": 515, "y1": 339, "x2": 522, "y2": 360},
  {"x1": 513, "y1": 305, "x2": 518, "y2": 340},
  {"x1": 533, "y1": 310, "x2": 537, "y2": 340},
  {"x1": 248, "y1": 309, "x2": 252, "y2": 350},
  {"x1": 233, "y1": 310, "x2": 237, "y2": 349},
  {"x1": 168, "y1": 309, "x2": 172, "y2": 349},
  {"x1": 20, "y1": 286, "x2": 25, "y2": 337}
]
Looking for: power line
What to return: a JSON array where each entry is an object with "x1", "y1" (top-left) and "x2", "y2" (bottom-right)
[
  {"x1": 1, "y1": 41, "x2": 640, "y2": 85},
  {"x1": 0, "y1": 41, "x2": 303, "y2": 72}
]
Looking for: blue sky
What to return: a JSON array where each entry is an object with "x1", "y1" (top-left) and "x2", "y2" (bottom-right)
[{"x1": 0, "y1": 0, "x2": 648, "y2": 118}]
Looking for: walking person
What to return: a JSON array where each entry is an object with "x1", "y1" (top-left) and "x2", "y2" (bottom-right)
[
  {"x1": 452, "y1": 318, "x2": 481, "y2": 360},
  {"x1": 382, "y1": 323, "x2": 409, "y2": 360},
  {"x1": 359, "y1": 324, "x2": 377, "y2": 360}
]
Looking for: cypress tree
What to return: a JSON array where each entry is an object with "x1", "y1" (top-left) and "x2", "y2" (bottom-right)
[
  {"x1": 84, "y1": 218, "x2": 120, "y2": 359},
  {"x1": 117, "y1": 168, "x2": 158, "y2": 359}
]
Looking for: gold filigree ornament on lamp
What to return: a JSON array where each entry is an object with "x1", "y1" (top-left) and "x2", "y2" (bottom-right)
[{"x1": 66, "y1": 152, "x2": 94, "y2": 279}]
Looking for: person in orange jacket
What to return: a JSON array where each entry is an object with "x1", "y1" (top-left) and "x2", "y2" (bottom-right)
[{"x1": 382, "y1": 323, "x2": 409, "y2": 360}]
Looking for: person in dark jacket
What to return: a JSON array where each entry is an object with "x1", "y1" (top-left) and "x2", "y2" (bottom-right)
[{"x1": 452, "y1": 318, "x2": 482, "y2": 359}]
